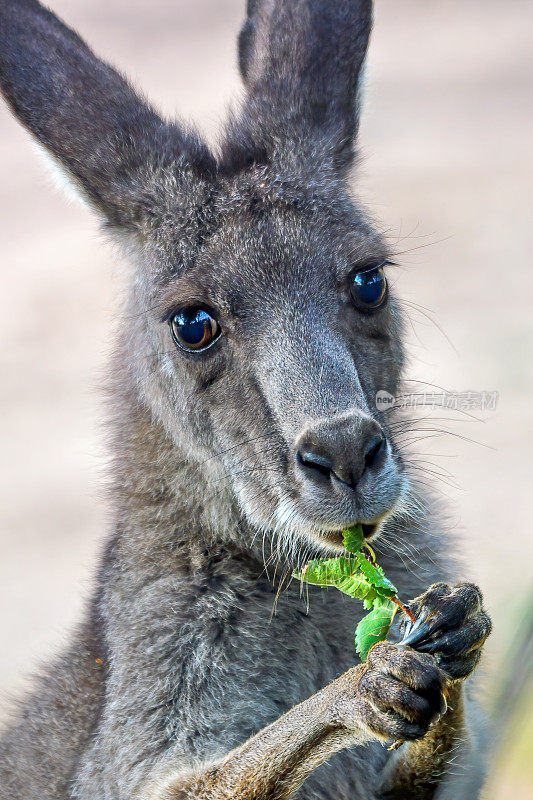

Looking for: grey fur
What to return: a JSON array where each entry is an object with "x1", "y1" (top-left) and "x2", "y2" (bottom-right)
[{"x1": 0, "y1": 1, "x2": 490, "y2": 799}]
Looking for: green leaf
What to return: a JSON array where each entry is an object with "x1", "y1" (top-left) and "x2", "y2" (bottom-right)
[
  {"x1": 355, "y1": 552, "x2": 397, "y2": 598},
  {"x1": 342, "y1": 524, "x2": 365, "y2": 554},
  {"x1": 293, "y1": 557, "x2": 381, "y2": 605},
  {"x1": 292, "y1": 539, "x2": 403, "y2": 662},
  {"x1": 293, "y1": 557, "x2": 356, "y2": 586},
  {"x1": 335, "y1": 575, "x2": 380, "y2": 605},
  {"x1": 355, "y1": 601, "x2": 397, "y2": 661}
]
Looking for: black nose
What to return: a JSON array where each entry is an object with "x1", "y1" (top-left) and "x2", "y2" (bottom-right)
[{"x1": 295, "y1": 419, "x2": 387, "y2": 491}]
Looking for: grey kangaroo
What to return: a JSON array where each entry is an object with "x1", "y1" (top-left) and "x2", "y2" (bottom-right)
[{"x1": 0, "y1": 1, "x2": 492, "y2": 798}]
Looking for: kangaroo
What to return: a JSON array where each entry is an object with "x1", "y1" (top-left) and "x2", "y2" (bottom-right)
[{"x1": 0, "y1": 1, "x2": 492, "y2": 798}]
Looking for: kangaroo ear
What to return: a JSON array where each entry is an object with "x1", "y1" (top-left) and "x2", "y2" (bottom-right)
[
  {"x1": 0, "y1": 0, "x2": 214, "y2": 228},
  {"x1": 226, "y1": 0, "x2": 372, "y2": 175}
]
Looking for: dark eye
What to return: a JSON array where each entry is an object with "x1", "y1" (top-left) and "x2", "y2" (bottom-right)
[
  {"x1": 350, "y1": 265, "x2": 388, "y2": 312},
  {"x1": 169, "y1": 307, "x2": 221, "y2": 352}
]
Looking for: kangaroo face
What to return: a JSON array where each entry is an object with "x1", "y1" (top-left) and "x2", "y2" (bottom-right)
[
  {"x1": 0, "y1": 0, "x2": 401, "y2": 553},
  {"x1": 134, "y1": 170, "x2": 406, "y2": 552}
]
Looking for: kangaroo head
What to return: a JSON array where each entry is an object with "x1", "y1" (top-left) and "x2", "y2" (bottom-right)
[{"x1": 0, "y1": 0, "x2": 408, "y2": 555}]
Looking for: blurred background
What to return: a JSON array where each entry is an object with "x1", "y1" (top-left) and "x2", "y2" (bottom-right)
[{"x1": 0, "y1": 0, "x2": 532, "y2": 796}]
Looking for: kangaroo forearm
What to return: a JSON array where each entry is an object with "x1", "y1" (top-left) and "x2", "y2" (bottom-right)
[
  {"x1": 157, "y1": 729, "x2": 343, "y2": 800},
  {"x1": 148, "y1": 668, "x2": 367, "y2": 800},
  {"x1": 379, "y1": 683, "x2": 465, "y2": 799}
]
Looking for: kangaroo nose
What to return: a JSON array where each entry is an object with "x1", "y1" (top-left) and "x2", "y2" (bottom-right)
[{"x1": 295, "y1": 419, "x2": 387, "y2": 491}]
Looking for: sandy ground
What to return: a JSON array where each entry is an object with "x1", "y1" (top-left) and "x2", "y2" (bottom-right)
[{"x1": 0, "y1": 0, "x2": 532, "y2": 796}]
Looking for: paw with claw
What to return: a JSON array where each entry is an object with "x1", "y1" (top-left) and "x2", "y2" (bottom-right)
[
  {"x1": 332, "y1": 641, "x2": 448, "y2": 743},
  {"x1": 401, "y1": 582, "x2": 492, "y2": 680}
]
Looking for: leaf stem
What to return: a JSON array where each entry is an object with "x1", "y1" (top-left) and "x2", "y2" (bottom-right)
[
  {"x1": 390, "y1": 596, "x2": 417, "y2": 624},
  {"x1": 363, "y1": 543, "x2": 377, "y2": 563}
]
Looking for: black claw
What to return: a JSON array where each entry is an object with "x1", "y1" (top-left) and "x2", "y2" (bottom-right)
[
  {"x1": 416, "y1": 633, "x2": 452, "y2": 654},
  {"x1": 416, "y1": 616, "x2": 490, "y2": 657},
  {"x1": 399, "y1": 621, "x2": 433, "y2": 648}
]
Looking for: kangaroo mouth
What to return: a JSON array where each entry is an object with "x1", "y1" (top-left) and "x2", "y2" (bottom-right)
[
  {"x1": 319, "y1": 522, "x2": 378, "y2": 548},
  {"x1": 361, "y1": 523, "x2": 378, "y2": 540}
]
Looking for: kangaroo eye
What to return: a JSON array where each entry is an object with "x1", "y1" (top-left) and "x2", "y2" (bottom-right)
[
  {"x1": 350, "y1": 265, "x2": 388, "y2": 312},
  {"x1": 169, "y1": 307, "x2": 221, "y2": 352}
]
